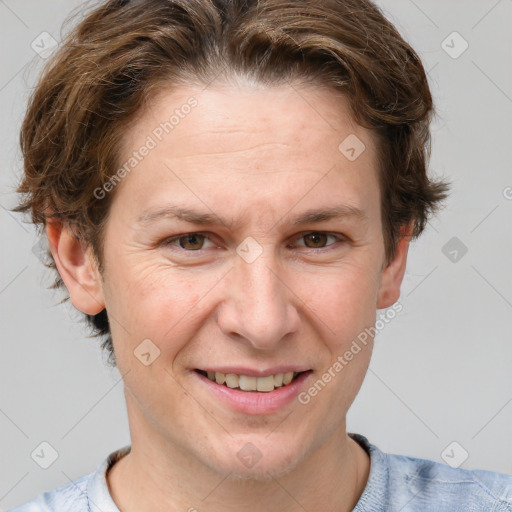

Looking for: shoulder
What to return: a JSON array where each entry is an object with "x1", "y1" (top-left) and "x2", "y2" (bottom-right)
[
  {"x1": 6, "y1": 474, "x2": 90, "y2": 512},
  {"x1": 7, "y1": 446, "x2": 129, "y2": 512},
  {"x1": 386, "y1": 451, "x2": 512, "y2": 511},
  {"x1": 350, "y1": 433, "x2": 512, "y2": 512}
]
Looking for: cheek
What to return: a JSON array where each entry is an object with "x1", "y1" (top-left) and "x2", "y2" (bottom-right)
[
  {"x1": 297, "y1": 261, "x2": 380, "y2": 336},
  {"x1": 303, "y1": 267, "x2": 378, "y2": 401},
  {"x1": 104, "y1": 259, "x2": 218, "y2": 356}
]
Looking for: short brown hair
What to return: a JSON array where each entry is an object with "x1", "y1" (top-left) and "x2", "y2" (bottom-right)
[{"x1": 14, "y1": 0, "x2": 450, "y2": 366}]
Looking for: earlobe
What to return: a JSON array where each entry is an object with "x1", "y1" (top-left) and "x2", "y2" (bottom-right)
[
  {"x1": 46, "y1": 221, "x2": 106, "y2": 315},
  {"x1": 376, "y1": 225, "x2": 411, "y2": 309}
]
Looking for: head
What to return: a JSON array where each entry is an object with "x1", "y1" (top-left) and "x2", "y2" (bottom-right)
[{"x1": 16, "y1": 0, "x2": 448, "y2": 480}]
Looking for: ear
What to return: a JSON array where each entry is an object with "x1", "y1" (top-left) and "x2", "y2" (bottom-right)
[
  {"x1": 46, "y1": 221, "x2": 106, "y2": 315},
  {"x1": 376, "y1": 224, "x2": 411, "y2": 309}
]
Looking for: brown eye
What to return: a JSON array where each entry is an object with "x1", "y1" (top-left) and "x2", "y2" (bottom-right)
[
  {"x1": 294, "y1": 232, "x2": 345, "y2": 250},
  {"x1": 164, "y1": 233, "x2": 213, "y2": 251},
  {"x1": 177, "y1": 234, "x2": 206, "y2": 250},
  {"x1": 302, "y1": 233, "x2": 329, "y2": 248}
]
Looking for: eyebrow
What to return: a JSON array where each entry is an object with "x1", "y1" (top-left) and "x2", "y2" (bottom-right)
[{"x1": 136, "y1": 204, "x2": 368, "y2": 228}]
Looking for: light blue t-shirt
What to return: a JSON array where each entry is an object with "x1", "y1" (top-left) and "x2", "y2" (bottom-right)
[{"x1": 9, "y1": 433, "x2": 512, "y2": 511}]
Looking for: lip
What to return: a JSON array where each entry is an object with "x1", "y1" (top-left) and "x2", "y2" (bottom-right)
[
  {"x1": 197, "y1": 366, "x2": 311, "y2": 377},
  {"x1": 192, "y1": 369, "x2": 313, "y2": 415}
]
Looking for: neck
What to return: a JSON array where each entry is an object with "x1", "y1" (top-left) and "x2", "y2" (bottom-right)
[{"x1": 107, "y1": 421, "x2": 370, "y2": 512}]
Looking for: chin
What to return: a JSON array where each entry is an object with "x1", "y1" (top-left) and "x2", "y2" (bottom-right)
[
  {"x1": 203, "y1": 439, "x2": 307, "y2": 483},
  {"x1": 225, "y1": 460, "x2": 300, "y2": 483}
]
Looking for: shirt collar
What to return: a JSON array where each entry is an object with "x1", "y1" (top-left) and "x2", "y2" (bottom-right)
[
  {"x1": 349, "y1": 432, "x2": 389, "y2": 511},
  {"x1": 86, "y1": 445, "x2": 130, "y2": 512}
]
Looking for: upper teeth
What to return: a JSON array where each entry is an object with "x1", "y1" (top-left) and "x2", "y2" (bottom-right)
[{"x1": 206, "y1": 371, "x2": 297, "y2": 392}]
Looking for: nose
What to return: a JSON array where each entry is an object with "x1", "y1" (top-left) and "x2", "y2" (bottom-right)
[{"x1": 216, "y1": 244, "x2": 300, "y2": 350}]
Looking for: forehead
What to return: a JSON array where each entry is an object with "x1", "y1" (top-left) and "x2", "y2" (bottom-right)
[
  {"x1": 112, "y1": 81, "x2": 380, "y2": 228},
  {"x1": 128, "y1": 81, "x2": 371, "y2": 159}
]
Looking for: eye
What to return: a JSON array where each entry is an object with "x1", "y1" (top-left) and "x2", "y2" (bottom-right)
[
  {"x1": 293, "y1": 232, "x2": 346, "y2": 250},
  {"x1": 161, "y1": 231, "x2": 346, "y2": 254},
  {"x1": 163, "y1": 232, "x2": 215, "y2": 251}
]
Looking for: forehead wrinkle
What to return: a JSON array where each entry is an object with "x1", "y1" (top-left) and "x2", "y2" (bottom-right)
[{"x1": 171, "y1": 141, "x2": 292, "y2": 159}]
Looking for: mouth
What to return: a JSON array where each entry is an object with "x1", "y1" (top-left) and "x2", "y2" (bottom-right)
[{"x1": 194, "y1": 369, "x2": 309, "y2": 392}]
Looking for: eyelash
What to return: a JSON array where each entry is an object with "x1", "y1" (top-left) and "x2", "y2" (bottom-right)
[{"x1": 161, "y1": 231, "x2": 347, "y2": 255}]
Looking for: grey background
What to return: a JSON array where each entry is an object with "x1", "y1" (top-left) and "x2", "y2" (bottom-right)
[{"x1": 1, "y1": 0, "x2": 511, "y2": 508}]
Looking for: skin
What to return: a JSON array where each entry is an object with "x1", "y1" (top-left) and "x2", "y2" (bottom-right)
[{"x1": 47, "y1": 80, "x2": 410, "y2": 512}]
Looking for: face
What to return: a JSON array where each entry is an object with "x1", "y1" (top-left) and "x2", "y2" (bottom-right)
[{"x1": 52, "y1": 80, "x2": 408, "y2": 481}]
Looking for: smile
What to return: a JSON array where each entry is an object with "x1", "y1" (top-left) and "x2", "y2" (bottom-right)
[{"x1": 195, "y1": 370, "x2": 304, "y2": 392}]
